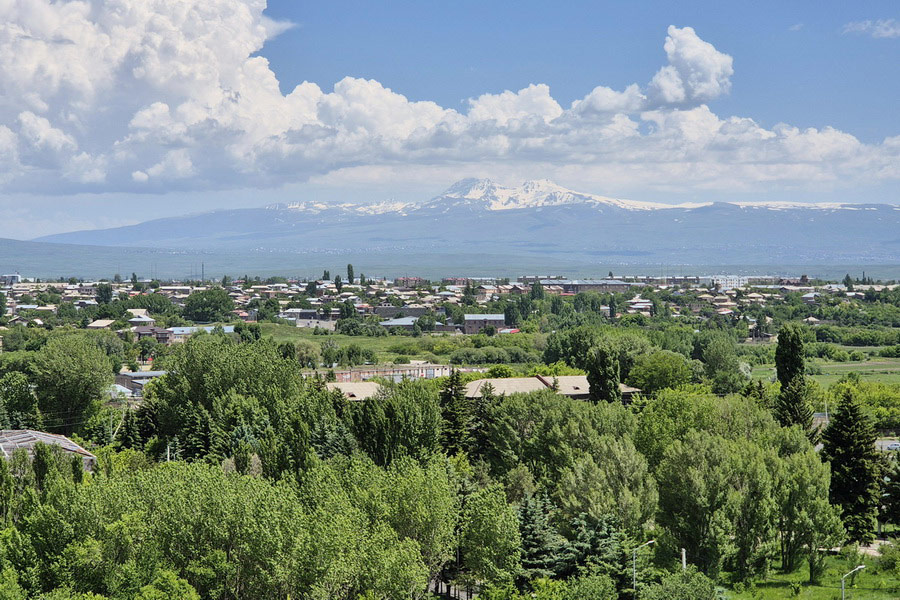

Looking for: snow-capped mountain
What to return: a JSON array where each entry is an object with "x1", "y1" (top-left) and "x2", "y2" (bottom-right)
[
  {"x1": 273, "y1": 178, "x2": 880, "y2": 216},
  {"x1": 33, "y1": 178, "x2": 900, "y2": 267}
]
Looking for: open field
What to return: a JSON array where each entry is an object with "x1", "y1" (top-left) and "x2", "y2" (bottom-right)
[
  {"x1": 752, "y1": 357, "x2": 900, "y2": 387},
  {"x1": 725, "y1": 554, "x2": 900, "y2": 599},
  {"x1": 258, "y1": 322, "x2": 430, "y2": 363}
]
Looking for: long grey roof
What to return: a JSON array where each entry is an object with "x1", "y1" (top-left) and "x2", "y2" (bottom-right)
[{"x1": 0, "y1": 430, "x2": 96, "y2": 460}]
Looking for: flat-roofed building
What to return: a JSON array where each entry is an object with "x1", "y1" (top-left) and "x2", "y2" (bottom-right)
[{"x1": 463, "y1": 314, "x2": 505, "y2": 335}]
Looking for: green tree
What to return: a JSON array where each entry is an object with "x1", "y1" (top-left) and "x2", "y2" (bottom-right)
[
  {"x1": 95, "y1": 283, "x2": 113, "y2": 305},
  {"x1": 460, "y1": 484, "x2": 522, "y2": 585},
  {"x1": 773, "y1": 434, "x2": 844, "y2": 580},
  {"x1": 182, "y1": 288, "x2": 234, "y2": 322},
  {"x1": 346, "y1": 264, "x2": 354, "y2": 284},
  {"x1": 0, "y1": 372, "x2": 41, "y2": 429},
  {"x1": 883, "y1": 459, "x2": 900, "y2": 529},
  {"x1": 822, "y1": 388, "x2": 881, "y2": 544},
  {"x1": 586, "y1": 343, "x2": 621, "y2": 403},
  {"x1": 640, "y1": 568, "x2": 716, "y2": 600},
  {"x1": 517, "y1": 495, "x2": 568, "y2": 581},
  {"x1": 350, "y1": 382, "x2": 442, "y2": 466},
  {"x1": 773, "y1": 375, "x2": 815, "y2": 439},
  {"x1": 136, "y1": 570, "x2": 200, "y2": 600},
  {"x1": 626, "y1": 350, "x2": 692, "y2": 393},
  {"x1": 775, "y1": 323, "x2": 805, "y2": 389},
  {"x1": 333, "y1": 275, "x2": 343, "y2": 293},
  {"x1": 439, "y1": 370, "x2": 473, "y2": 455},
  {"x1": 32, "y1": 336, "x2": 112, "y2": 435},
  {"x1": 555, "y1": 436, "x2": 657, "y2": 534},
  {"x1": 0, "y1": 292, "x2": 6, "y2": 318},
  {"x1": 656, "y1": 432, "x2": 733, "y2": 577},
  {"x1": 138, "y1": 337, "x2": 158, "y2": 362}
]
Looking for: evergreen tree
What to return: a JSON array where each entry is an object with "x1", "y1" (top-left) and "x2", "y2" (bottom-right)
[
  {"x1": 774, "y1": 375, "x2": 815, "y2": 439},
  {"x1": 471, "y1": 382, "x2": 499, "y2": 461},
  {"x1": 882, "y1": 459, "x2": 900, "y2": 528},
  {"x1": 822, "y1": 389, "x2": 881, "y2": 544},
  {"x1": 607, "y1": 296, "x2": 617, "y2": 321},
  {"x1": 346, "y1": 264, "x2": 354, "y2": 284},
  {"x1": 586, "y1": 343, "x2": 621, "y2": 403},
  {"x1": 117, "y1": 408, "x2": 142, "y2": 450},
  {"x1": 775, "y1": 323, "x2": 805, "y2": 389},
  {"x1": 439, "y1": 370, "x2": 472, "y2": 455},
  {"x1": 322, "y1": 269, "x2": 330, "y2": 280},
  {"x1": 517, "y1": 495, "x2": 567, "y2": 582},
  {"x1": 334, "y1": 275, "x2": 343, "y2": 293}
]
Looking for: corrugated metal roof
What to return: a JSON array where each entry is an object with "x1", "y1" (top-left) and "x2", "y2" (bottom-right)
[
  {"x1": 0, "y1": 430, "x2": 96, "y2": 460},
  {"x1": 465, "y1": 378, "x2": 547, "y2": 398}
]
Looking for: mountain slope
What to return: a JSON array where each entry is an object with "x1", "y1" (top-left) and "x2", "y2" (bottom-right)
[{"x1": 34, "y1": 179, "x2": 900, "y2": 265}]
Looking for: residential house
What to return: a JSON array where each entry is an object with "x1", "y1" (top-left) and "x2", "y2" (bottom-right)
[{"x1": 462, "y1": 314, "x2": 506, "y2": 335}]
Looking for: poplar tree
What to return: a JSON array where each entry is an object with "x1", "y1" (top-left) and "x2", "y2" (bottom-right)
[
  {"x1": 587, "y1": 343, "x2": 621, "y2": 403},
  {"x1": 775, "y1": 323, "x2": 805, "y2": 389}
]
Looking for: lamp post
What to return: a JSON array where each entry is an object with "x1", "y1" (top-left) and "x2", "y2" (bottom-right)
[
  {"x1": 632, "y1": 539, "x2": 655, "y2": 597},
  {"x1": 841, "y1": 564, "x2": 865, "y2": 600}
]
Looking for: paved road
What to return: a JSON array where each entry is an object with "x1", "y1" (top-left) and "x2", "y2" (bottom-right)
[{"x1": 876, "y1": 439, "x2": 900, "y2": 452}]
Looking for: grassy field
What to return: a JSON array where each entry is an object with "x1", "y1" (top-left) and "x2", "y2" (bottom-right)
[
  {"x1": 752, "y1": 357, "x2": 900, "y2": 387},
  {"x1": 258, "y1": 322, "x2": 432, "y2": 364},
  {"x1": 725, "y1": 554, "x2": 900, "y2": 599}
]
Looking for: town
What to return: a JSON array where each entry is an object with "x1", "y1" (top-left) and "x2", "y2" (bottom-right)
[{"x1": 1, "y1": 263, "x2": 900, "y2": 597}]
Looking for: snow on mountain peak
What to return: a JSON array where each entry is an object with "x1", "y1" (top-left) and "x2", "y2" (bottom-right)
[{"x1": 434, "y1": 178, "x2": 679, "y2": 211}]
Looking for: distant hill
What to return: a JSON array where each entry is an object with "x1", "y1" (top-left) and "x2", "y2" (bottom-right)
[{"x1": 30, "y1": 178, "x2": 900, "y2": 269}]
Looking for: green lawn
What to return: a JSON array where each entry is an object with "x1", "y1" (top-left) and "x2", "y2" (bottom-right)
[
  {"x1": 258, "y1": 322, "x2": 438, "y2": 364},
  {"x1": 725, "y1": 554, "x2": 900, "y2": 599},
  {"x1": 753, "y1": 358, "x2": 900, "y2": 387}
]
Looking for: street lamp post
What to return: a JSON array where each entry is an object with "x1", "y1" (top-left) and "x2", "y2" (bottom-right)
[
  {"x1": 632, "y1": 539, "x2": 655, "y2": 597},
  {"x1": 841, "y1": 564, "x2": 865, "y2": 600}
]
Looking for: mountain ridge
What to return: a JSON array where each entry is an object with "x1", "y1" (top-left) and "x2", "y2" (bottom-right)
[{"x1": 32, "y1": 178, "x2": 900, "y2": 267}]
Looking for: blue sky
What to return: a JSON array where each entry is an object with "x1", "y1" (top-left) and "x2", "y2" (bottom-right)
[
  {"x1": 263, "y1": 0, "x2": 899, "y2": 143},
  {"x1": 0, "y1": 0, "x2": 897, "y2": 237}
]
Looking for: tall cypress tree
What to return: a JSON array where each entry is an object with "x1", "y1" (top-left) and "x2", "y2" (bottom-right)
[
  {"x1": 775, "y1": 323, "x2": 805, "y2": 389},
  {"x1": 822, "y1": 389, "x2": 881, "y2": 544},
  {"x1": 587, "y1": 343, "x2": 621, "y2": 403},
  {"x1": 774, "y1": 323, "x2": 814, "y2": 438}
]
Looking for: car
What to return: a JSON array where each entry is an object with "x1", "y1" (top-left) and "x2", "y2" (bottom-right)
[{"x1": 887, "y1": 442, "x2": 900, "y2": 451}]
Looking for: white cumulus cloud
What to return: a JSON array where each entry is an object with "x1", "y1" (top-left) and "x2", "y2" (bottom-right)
[{"x1": 0, "y1": 0, "x2": 894, "y2": 201}]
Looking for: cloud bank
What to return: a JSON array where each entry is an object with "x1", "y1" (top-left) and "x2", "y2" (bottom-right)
[{"x1": 0, "y1": 0, "x2": 897, "y2": 198}]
